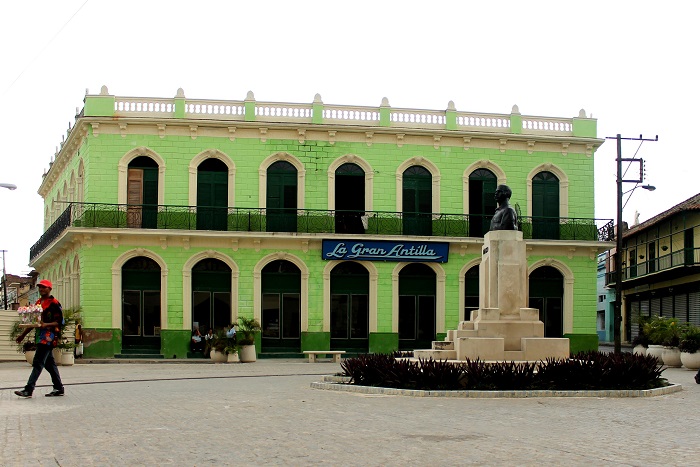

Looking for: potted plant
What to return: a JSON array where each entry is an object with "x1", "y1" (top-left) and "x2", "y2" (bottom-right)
[
  {"x1": 9, "y1": 320, "x2": 37, "y2": 365},
  {"x1": 208, "y1": 330, "x2": 230, "y2": 363},
  {"x1": 660, "y1": 318, "x2": 682, "y2": 368},
  {"x1": 643, "y1": 317, "x2": 665, "y2": 361},
  {"x1": 631, "y1": 315, "x2": 650, "y2": 356},
  {"x1": 237, "y1": 317, "x2": 261, "y2": 363},
  {"x1": 679, "y1": 325, "x2": 700, "y2": 370},
  {"x1": 55, "y1": 308, "x2": 82, "y2": 366},
  {"x1": 57, "y1": 340, "x2": 76, "y2": 366}
]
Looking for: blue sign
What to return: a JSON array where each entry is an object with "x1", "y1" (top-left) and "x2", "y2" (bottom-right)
[{"x1": 322, "y1": 240, "x2": 449, "y2": 263}]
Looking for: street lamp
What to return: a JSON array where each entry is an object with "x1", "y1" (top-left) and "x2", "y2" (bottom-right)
[
  {"x1": 611, "y1": 133, "x2": 658, "y2": 354},
  {"x1": 0, "y1": 183, "x2": 17, "y2": 190}
]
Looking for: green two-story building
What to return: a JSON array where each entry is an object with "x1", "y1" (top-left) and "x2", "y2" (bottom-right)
[{"x1": 30, "y1": 86, "x2": 612, "y2": 358}]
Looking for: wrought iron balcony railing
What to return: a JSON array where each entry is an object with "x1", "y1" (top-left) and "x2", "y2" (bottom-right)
[
  {"x1": 606, "y1": 247, "x2": 700, "y2": 285},
  {"x1": 30, "y1": 203, "x2": 614, "y2": 261}
]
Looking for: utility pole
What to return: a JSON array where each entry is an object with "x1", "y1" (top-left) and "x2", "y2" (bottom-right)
[
  {"x1": 605, "y1": 134, "x2": 658, "y2": 354},
  {"x1": 1, "y1": 250, "x2": 7, "y2": 310}
]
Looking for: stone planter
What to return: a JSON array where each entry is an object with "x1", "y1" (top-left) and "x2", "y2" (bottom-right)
[
  {"x1": 661, "y1": 346, "x2": 682, "y2": 368},
  {"x1": 53, "y1": 348, "x2": 62, "y2": 366},
  {"x1": 646, "y1": 344, "x2": 664, "y2": 362},
  {"x1": 239, "y1": 345, "x2": 257, "y2": 363},
  {"x1": 227, "y1": 352, "x2": 240, "y2": 363},
  {"x1": 61, "y1": 351, "x2": 75, "y2": 366},
  {"x1": 633, "y1": 345, "x2": 647, "y2": 356},
  {"x1": 680, "y1": 351, "x2": 700, "y2": 370},
  {"x1": 25, "y1": 350, "x2": 35, "y2": 365},
  {"x1": 210, "y1": 349, "x2": 228, "y2": 363}
]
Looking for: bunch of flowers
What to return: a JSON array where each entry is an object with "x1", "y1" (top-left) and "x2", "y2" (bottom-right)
[{"x1": 17, "y1": 304, "x2": 42, "y2": 325}]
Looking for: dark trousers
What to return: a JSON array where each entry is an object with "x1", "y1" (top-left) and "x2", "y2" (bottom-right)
[{"x1": 25, "y1": 344, "x2": 63, "y2": 393}]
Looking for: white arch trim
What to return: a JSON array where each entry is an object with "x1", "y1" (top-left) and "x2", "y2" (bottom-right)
[
  {"x1": 258, "y1": 152, "x2": 306, "y2": 209},
  {"x1": 526, "y1": 163, "x2": 569, "y2": 218},
  {"x1": 182, "y1": 251, "x2": 240, "y2": 332},
  {"x1": 395, "y1": 157, "x2": 441, "y2": 214},
  {"x1": 111, "y1": 249, "x2": 169, "y2": 330},
  {"x1": 252, "y1": 252, "x2": 310, "y2": 333},
  {"x1": 458, "y1": 259, "x2": 482, "y2": 322},
  {"x1": 188, "y1": 149, "x2": 236, "y2": 207},
  {"x1": 117, "y1": 147, "x2": 166, "y2": 205},
  {"x1": 322, "y1": 261, "x2": 379, "y2": 333},
  {"x1": 462, "y1": 161, "x2": 507, "y2": 215},
  {"x1": 327, "y1": 155, "x2": 375, "y2": 212},
  {"x1": 391, "y1": 262, "x2": 446, "y2": 334},
  {"x1": 528, "y1": 259, "x2": 575, "y2": 334}
]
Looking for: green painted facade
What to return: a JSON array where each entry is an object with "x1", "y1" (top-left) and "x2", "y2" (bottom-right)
[{"x1": 32, "y1": 91, "x2": 610, "y2": 359}]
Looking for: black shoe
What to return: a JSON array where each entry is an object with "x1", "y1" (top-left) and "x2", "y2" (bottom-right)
[
  {"x1": 45, "y1": 389, "x2": 64, "y2": 397},
  {"x1": 695, "y1": 373, "x2": 700, "y2": 385},
  {"x1": 14, "y1": 390, "x2": 32, "y2": 398}
]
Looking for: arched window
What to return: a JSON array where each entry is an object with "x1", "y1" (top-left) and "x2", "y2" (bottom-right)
[
  {"x1": 529, "y1": 266, "x2": 564, "y2": 337},
  {"x1": 398, "y1": 263, "x2": 436, "y2": 349},
  {"x1": 127, "y1": 156, "x2": 159, "y2": 229},
  {"x1": 532, "y1": 171, "x2": 560, "y2": 239},
  {"x1": 330, "y1": 262, "x2": 369, "y2": 351},
  {"x1": 464, "y1": 265, "x2": 480, "y2": 320},
  {"x1": 267, "y1": 161, "x2": 298, "y2": 232},
  {"x1": 122, "y1": 256, "x2": 161, "y2": 350},
  {"x1": 468, "y1": 168, "x2": 497, "y2": 237},
  {"x1": 335, "y1": 163, "x2": 365, "y2": 234},
  {"x1": 192, "y1": 258, "x2": 232, "y2": 333},
  {"x1": 261, "y1": 260, "x2": 301, "y2": 351},
  {"x1": 402, "y1": 166, "x2": 431, "y2": 236},
  {"x1": 197, "y1": 158, "x2": 228, "y2": 231}
]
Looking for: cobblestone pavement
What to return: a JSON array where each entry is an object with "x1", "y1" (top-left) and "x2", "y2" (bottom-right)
[{"x1": 1, "y1": 359, "x2": 699, "y2": 466}]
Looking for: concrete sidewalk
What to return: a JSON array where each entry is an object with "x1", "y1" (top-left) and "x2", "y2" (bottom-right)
[{"x1": 1, "y1": 360, "x2": 699, "y2": 466}]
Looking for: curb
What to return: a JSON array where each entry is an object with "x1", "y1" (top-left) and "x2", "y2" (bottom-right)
[{"x1": 311, "y1": 377, "x2": 683, "y2": 398}]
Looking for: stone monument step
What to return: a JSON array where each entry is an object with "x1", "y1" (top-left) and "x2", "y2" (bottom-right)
[
  {"x1": 504, "y1": 350, "x2": 524, "y2": 361},
  {"x1": 447, "y1": 329, "x2": 478, "y2": 341},
  {"x1": 458, "y1": 321, "x2": 475, "y2": 331},
  {"x1": 432, "y1": 341, "x2": 454, "y2": 351}
]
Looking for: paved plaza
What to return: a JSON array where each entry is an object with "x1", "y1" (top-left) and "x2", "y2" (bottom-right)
[{"x1": 1, "y1": 359, "x2": 699, "y2": 466}]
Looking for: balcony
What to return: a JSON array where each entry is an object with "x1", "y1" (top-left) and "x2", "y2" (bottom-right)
[
  {"x1": 30, "y1": 203, "x2": 614, "y2": 261},
  {"x1": 606, "y1": 247, "x2": 700, "y2": 286}
]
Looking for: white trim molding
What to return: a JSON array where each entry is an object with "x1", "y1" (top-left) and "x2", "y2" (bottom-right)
[
  {"x1": 528, "y1": 259, "x2": 575, "y2": 334},
  {"x1": 526, "y1": 163, "x2": 569, "y2": 218},
  {"x1": 117, "y1": 147, "x2": 166, "y2": 205},
  {"x1": 188, "y1": 149, "x2": 236, "y2": 207},
  {"x1": 327, "y1": 154, "x2": 374, "y2": 212},
  {"x1": 395, "y1": 157, "x2": 441, "y2": 214},
  {"x1": 258, "y1": 152, "x2": 306, "y2": 209}
]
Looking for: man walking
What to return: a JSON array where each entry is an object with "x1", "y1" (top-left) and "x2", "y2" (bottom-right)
[{"x1": 14, "y1": 279, "x2": 65, "y2": 398}]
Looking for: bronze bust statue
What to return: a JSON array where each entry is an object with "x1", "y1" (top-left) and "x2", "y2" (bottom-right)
[{"x1": 489, "y1": 184, "x2": 517, "y2": 231}]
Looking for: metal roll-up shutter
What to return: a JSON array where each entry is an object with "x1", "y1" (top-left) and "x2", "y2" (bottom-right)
[
  {"x1": 675, "y1": 293, "x2": 688, "y2": 323},
  {"x1": 689, "y1": 291, "x2": 700, "y2": 326}
]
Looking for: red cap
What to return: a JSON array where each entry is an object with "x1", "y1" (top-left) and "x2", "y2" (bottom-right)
[{"x1": 38, "y1": 279, "x2": 53, "y2": 289}]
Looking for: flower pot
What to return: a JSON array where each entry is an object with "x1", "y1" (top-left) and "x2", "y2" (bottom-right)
[
  {"x1": 239, "y1": 344, "x2": 257, "y2": 363},
  {"x1": 61, "y1": 352, "x2": 75, "y2": 366},
  {"x1": 646, "y1": 344, "x2": 664, "y2": 362},
  {"x1": 633, "y1": 345, "x2": 647, "y2": 356},
  {"x1": 53, "y1": 348, "x2": 62, "y2": 366},
  {"x1": 661, "y1": 346, "x2": 682, "y2": 368},
  {"x1": 680, "y1": 351, "x2": 700, "y2": 370},
  {"x1": 210, "y1": 349, "x2": 228, "y2": 363},
  {"x1": 227, "y1": 352, "x2": 240, "y2": 363},
  {"x1": 25, "y1": 350, "x2": 35, "y2": 365}
]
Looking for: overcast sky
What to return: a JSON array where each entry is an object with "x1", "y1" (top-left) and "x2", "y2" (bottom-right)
[{"x1": 1, "y1": 0, "x2": 698, "y2": 274}]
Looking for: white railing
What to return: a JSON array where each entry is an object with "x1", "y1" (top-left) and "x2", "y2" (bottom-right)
[
  {"x1": 105, "y1": 95, "x2": 582, "y2": 136},
  {"x1": 390, "y1": 108, "x2": 446, "y2": 127},
  {"x1": 185, "y1": 100, "x2": 245, "y2": 120},
  {"x1": 114, "y1": 97, "x2": 175, "y2": 116},
  {"x1": 323, "y1": 105, "x2": 380, "y2": 125},
  {"x1": 456, "y1": 112, "x2": 510, "y2": 132},
  {"x1": 522, "y1": 117, "x2": 572, "y2": 133},
  {"x1": 254, "y1": 102, "x2": 313, "y2": 122}
]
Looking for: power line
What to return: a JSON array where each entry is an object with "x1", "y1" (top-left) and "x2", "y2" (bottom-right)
[{"x1": 1, "y1": 0, "x2": 90, "y2": 97}]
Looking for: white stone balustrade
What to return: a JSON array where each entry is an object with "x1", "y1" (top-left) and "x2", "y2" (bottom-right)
[
  {"x1": 255, "y1": 102, "x2": 313, "y2": 121},
  {"x1": 185, "y1": 100, "x2": 244, "y2": 119},
  {"x1": 522, "y1": 117, "x2": 572, "y2": 133},
  {"x1": 456, "y1": 113, "x2": 511, "y2": 131},
  {"x1": 115, "y1": 98, "x2": 175, "y2": 115},
  {"x1": 323, "y1": 105, "x2": 380, "y2": 124}
]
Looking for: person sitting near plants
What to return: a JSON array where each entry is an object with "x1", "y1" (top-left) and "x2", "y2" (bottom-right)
[
  {"x1": 191, "y1": 328, "x2": 204, "y2": 353},
  {"x1": 203, "y1": 328, "x2": 215, "y2": 357}
]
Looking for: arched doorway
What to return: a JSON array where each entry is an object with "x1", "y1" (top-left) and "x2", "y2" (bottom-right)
[
  {"x1": 398, "y1": 263, "x2": 436, "y2": 350},
  {"x1": 122, "y1": 256, "x2": 161, "y2": 350},
  {"x1": 127, "y1": 156, "x2": 158, "y2": 228},
  {"x1": 192, "y1": 258, "x2": 232, "y2": 334},
  {"x1": 267, "y1": 161, "x2": 298, "y2": 232},
  {"x1": 335, "y1": 163, "x2": 365, "y2": 234},
  {"x1": 330, "y1": 262, "x2": 369, "y2": 351},
  {"x1": 469, "y1": 169, "x2": 497, "y2": 237},
  {"x1": 402, "y1": 166, "x2": 432, "y2": 236},
  {"x1": 464, "y1": 265, "x2": 480, "y2": 320},
  {"x1": 532, "y1": 171, "x2": 560, "y2": 239},
  {"x1": 529, "y1": 266, "x2": 564, "y2": 337},
  {"x1": 261, "y1": 260, "x2": 301, "y2": 352},
  {"x1": 197, "y1": 158, "x2": 228, "y2": 231}
]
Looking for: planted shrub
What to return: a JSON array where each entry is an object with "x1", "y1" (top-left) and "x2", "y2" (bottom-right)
[{"x1": 340, "y1": 351, "x2": 667, "y2": 391}]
